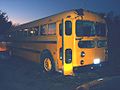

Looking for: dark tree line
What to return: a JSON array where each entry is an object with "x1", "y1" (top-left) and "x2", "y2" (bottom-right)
[
  {"x1": 0, "y1": 10, "x2": 12, "y2": 35},
  {"x1": 103, "y1": 12, "x2": 120, "y2": 71}
]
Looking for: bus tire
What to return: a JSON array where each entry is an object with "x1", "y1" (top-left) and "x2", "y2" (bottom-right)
[{"x1": 40, "y1": 51, "x2": 55, "y2": 74}]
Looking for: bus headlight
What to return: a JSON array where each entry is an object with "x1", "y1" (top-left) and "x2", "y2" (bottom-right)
[
  {"x1": 93, "y1": 58, "x2": 100, "y2": 64},
  {"x1": 81, "y1": 51, "x2": 85, "y2": 57}
]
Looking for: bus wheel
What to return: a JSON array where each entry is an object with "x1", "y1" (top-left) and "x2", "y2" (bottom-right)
[
  {"x1": 44, "y1": 58, "x2": 52, "y2": 71},
  {"x1": 40, "y1": 52, "x2": 55, "y2": 74}
]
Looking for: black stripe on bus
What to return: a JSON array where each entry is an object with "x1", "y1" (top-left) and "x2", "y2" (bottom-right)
[
  {"x1": 9, "y1": 46, "x2": 41, "y2": 53},
  {"x1": 29, "y1": 40, "x2": 57, "y2": 44},
  {"x1": 9, "y1": 40, "x2": 57, "y2": 44}
]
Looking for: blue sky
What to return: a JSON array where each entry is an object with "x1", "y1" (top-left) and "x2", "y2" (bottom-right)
[{"x1": 0, "y1": 0, "x2": 119, "y2": 24}]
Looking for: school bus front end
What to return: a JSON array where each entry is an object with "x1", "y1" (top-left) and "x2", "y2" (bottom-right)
[
  {"x1": 73, "y1": 38, "x2": 107, "y2": 70},
  {"x1": 73, "y1": 21, "x2": 107, "y2": 67},
  {"x1": 62, "y1": 9, "x2": 108, "y2": 75}
]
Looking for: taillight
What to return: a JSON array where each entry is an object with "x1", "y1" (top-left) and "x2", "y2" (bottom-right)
[{"x1": 65, "y1": 49, "x2": 72, "y2": 63}]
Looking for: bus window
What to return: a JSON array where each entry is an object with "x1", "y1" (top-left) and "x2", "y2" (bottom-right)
[
  {"x1": 28, "y1": 29, "x2": 34, "y2": 37},
  {"x1": 76, "y1": 20, "x2": 95, "y2": 37},
  {"x1": 34, "y1": 30, "x2": 38, "y2": 36},
  {"x1": 48, "y1": 23, "x2": 56, "y2": 35},
  {"x1": 59, "y1": 47, "x2": 63, "y2": 60},
  {"x1": 18, "y1": 30, "x2": 23, "y2": 37},
  {"x1": 59, "y1": 23, "x2": 63, "y2": 36},
  {"x1": 33, "y1": 27, "x2": 39, "y2": 36},
  {"x1": 65, "y1": 21, "x2": 72, "y2": 35},
  {"x1": 24, "y1": 31, "x2": 28, "y2": 37},
  {"x1": 95, "y1": 23, "x2": 106, "y2": 37},
  {"x1": 41, "y1": 25, "x2": 48, "y2": 35},
  {"x1": 28, "y1": 30, "x2": 30, "y2": 36},
  {"x1": 38, "y1": 26, "x2": 42, "y2": 35},
  {"x1": 23, "y1": 29, "x2": 28, "y2": 37}
]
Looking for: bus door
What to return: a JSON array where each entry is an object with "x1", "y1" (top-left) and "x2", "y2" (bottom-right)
[{"x1": 62, "y1": 19, "x2": 74, "y2": 75}]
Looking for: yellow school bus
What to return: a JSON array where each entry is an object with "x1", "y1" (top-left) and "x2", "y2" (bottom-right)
[{"x1": 7, "y1": 9, "x2": 108, "y2": 75}]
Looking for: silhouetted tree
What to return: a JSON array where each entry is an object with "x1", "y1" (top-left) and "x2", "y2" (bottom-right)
[
  {"x1": 105, "y1": 12, "x2": 120, "y2": 71},
  {"x1": 98, "y1": 12, "x2": 120, "y2": 74},
  {"x1": 0, "y1": 10, "x2": 12, "y2": 35}
]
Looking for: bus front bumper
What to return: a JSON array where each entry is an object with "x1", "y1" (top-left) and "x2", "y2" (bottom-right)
[{"x1": 73, "y1": 62, "x2": 108, "y2": 74}]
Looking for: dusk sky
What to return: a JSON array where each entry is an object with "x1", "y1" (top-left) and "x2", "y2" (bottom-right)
[{"x1": 0, "y1": 0, "x2": 120, "y2": 24}]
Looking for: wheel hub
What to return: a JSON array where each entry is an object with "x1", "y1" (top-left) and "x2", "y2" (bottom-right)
[{"x1": 44, "y1": 58, "x2": 52, "y2": 71}]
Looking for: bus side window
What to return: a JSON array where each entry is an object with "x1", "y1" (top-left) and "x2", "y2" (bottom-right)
[
  {"x1": 28, "y1": 30, "x2": 30, "y2": 37},
  {"x1": 24, "y1": 31, "x2": 28, "y2": 37},
  {"x1": 41, "y1": 25, "x2": 48, "y2": 35},
  {"x1": 34, "y1": 30, "x2": 39, "y2": 36},
  {"x1": 33, "y1": 27, "x2": 39, "y2": 36},
  {"x1": 38, "y1": 26, "x2": 41, "y2": 35},
  {"x1": 65, "y1": 21, "x2": 72, "y2": 35},
  {"x1": 18, "y1": 30, "x2": 23, "y2": 37},
  {"x1": 48, "y1": 23, "x2": 56, "y2": 35},
  {"x1": 28, "y1": 29, "x2": 34, "y2": 37},
  {"x1": 59, "y1": 23, "x2": 63, "y2": 36},
  {"x1": 23, "y1": 29, "x2": 28, "y2": 37}
]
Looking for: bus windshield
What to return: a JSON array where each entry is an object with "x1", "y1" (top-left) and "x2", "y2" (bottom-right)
[
  {"x1": 76, "y1": 20, "x2": 107, "y2": 37},
  {"x1": 76, "y1": 20, "x2": 95, "y2": 36},
  {"x1": 95, "y1": 23, "x2": 106, "y2": 36}
]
